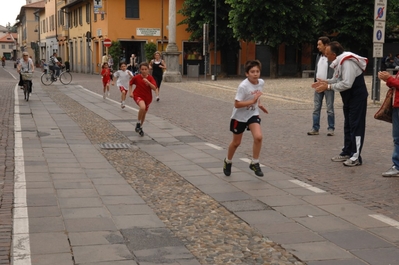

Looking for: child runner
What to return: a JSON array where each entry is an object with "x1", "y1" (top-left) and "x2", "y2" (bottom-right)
[
  {"x1": 112, "y1": 62, "x2": 133, "y2": 108},
  {"x1": 223, "y1": 60, "x2": 268, "y2": 177},
  {"x1": 101, "y1": 62, "x2": 112, "y2": 99},
  {"x1": 129, "y1": 62, "x2": 158, "y2": 136}
]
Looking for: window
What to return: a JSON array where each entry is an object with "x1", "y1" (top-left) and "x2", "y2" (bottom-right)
[
  {"x1": 74, "y1": 9, "x2": 78, "y2": 27},
  {"x1": 94, "y1": 13, "x2": 97, "y2": 22},
  {"x1": 126, "y1": 0, "x2": 139, "y2": 18},
  {"x1": 9, "y1": 44, "x2": 13, "y2": 49},
  {"x1": 79, "y1": 7, "x2": 82, "y2": 26},
  {"x1": 1, "y1": 45, "x2": 5, "y2": 49},
  {"x1": 69, "y1": 12, "x2": 73, "y2": 28},
  {"x1": 86, "y1": 3, "x2": 90, "y2": 24}
]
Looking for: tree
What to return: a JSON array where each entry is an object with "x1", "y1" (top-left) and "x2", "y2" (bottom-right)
[
  {"x1": 226, "y1": 0, "x2": 325, "y2": 78},
  {"x1": 144, "y1": 42, "x2": 157, "y2": 62},
  {"x1": 108, "y1": 41, "x2": 122, "y2": 71},
  {"x1": 318, "y1": 0, "x2": 374, "y2": 56},
  {"x1": 178, "y1": 0, "x2": 240, "y2": 76}
]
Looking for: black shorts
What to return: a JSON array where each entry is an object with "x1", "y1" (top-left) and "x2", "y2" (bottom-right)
[{"x1": 230, "y1": 115, "x2": 261, "y2": 134}]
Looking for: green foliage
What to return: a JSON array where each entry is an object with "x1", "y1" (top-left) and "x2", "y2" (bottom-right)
[
  {"x1": 225, "y1": 0, "x2": 325, "y2": 47},
  {"x1": 108, "y1": 41, "x2": 122, "y2": 71},
  {"x1": 144, "y1": 42, "x2": 157, "y2": 62},
  {"x1": 319, "y1": 0, "x2": 373, "y2": 55}
]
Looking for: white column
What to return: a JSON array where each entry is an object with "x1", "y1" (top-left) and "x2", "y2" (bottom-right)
[{"x1": 163, "y1": 0, "x2": 182, "y2": 82}]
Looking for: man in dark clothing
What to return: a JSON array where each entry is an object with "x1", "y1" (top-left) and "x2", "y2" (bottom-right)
[{"x1": 312, "y1": 41, "x2": 368, "y2": 167}]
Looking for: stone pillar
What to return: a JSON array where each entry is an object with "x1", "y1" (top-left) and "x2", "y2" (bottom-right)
[{"x1": 163, "y1": 0, "x2": 182, "y2": 82}]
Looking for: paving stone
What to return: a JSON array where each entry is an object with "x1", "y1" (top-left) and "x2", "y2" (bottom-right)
[{"x1": 72, "y1": 244, "x2": 134, "y2": 264}]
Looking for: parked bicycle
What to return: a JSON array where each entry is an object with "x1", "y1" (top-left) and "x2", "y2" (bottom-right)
[
  {"x1": 41, "y1": 63, "x2": 72, "y2": 86},
  {"x1": 21, "y1": 71, "x2": 33, "y2": 101}
]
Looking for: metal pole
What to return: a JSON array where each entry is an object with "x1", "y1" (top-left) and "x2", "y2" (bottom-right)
[
  {"x1": 214, "y1": 0, "x2": 217, "y2": 81},
  {"x1": 161, "y1": 0, "x2": 164, "y2": 51}
]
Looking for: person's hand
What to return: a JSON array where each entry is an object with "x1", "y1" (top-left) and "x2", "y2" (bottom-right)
[
  {"x1": 311, "y1": 81, "x2": 328, "y2": 93},
  {"x1": 259, "y1": 104, "x2": 268, "y2": 114},
  {"x1": 378, "y1": 71, "x2": 391, "y2": 82},
  {"x1": 253, "y1": 91, "x2": 263, "y2": 103}
]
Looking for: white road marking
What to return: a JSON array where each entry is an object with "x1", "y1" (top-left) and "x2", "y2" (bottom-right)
[
  {"x1": 76, "y1": 85, "x2": 139, "y2": 112},
  {"x1": 289, "y1": 179, "x2": 326, "y2": 193},
  {"x1": 239, "y1": 158, "x2": 265, "y2": 167},
  {"x1": 369, "y1": 214, "x2": 399, "y2": 229},
  {"x1": 205, "y1": 143, "x2": 223, "y2": 150},
  {"x1": 12, "y1": 85, "x2": 32, "y2": 264}
]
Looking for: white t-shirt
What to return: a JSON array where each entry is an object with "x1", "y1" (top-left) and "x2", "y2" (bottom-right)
[
  {"x1": 316, "y1": 55, "x2": 328, "y2": 80},
  {"x1": 113, "y1": 70, "x2": 132, "y2": 89},
  {"x1": 231, "y1": 78, "x2": 264, "y2": 122}
]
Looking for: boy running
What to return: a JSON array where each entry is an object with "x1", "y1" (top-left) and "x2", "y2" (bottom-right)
[
  {"x1": 112, "y1": 62, "x2": 133, "y2": 108},
  {"x1": 223, "y1": 60, "x2": 268, "y2": 177},
  {"x1": 129, "y1": 62, "x2": 158, "y2": 136},
  {"x1": 101, "y1": 62, "x2": 112, "y2": 99}
]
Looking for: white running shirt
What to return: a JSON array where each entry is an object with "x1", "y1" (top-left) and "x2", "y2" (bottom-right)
[
  {"x1": 114, "y1": 70, "x2": 133, "y2": 90},
  {"x1": 231, "y1": 78, "x2": 264, "y2": 122}
]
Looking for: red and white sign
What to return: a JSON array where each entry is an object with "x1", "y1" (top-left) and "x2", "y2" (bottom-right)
[{"x1": 103, "y1": 38, "x2": 112, "y2": 47}]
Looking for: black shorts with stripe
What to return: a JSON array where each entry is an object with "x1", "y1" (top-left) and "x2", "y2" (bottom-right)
[{"x1": 230, "y1": 115, "x2": 261, "y2": 134}]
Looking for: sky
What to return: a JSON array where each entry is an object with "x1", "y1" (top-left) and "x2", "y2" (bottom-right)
[{"x1": 0, "y1": 0, "x2": 27, "y2": 27}]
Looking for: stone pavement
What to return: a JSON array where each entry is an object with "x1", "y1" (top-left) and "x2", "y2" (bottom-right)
[{"x1": 2, "y1": 66, "x2": 399, "y2": 265}]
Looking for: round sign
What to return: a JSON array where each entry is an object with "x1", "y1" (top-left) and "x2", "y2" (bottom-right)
[{"x1": 103, "y1": 38, "x2": 112, "y2": 47}]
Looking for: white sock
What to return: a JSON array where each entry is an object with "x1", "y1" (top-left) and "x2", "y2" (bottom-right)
[
  {"x1": 225, "y1": 158, "x2": 232, "y2": 164},
  {"x1": 252, "y1": 159, "x2": 259, "y2": 164}
]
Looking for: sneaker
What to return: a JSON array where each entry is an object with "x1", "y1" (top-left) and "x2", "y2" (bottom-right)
[
  {"x1": 307, "y1": 129, "x2": 319, "y2": 135},
  {"x1": 249, "y1": 163, "x2": 264, "y2": 177},
  {"x1": 138, "y1": 127, "x2": 144, "y2": 136},
  {"x1": 382, "y1": 166, "x2": 399, "y2": 177},
  {"x1": 135, "y1": 123, "x2": 141, "y2": 132},
  {"x1": 343, "y1": 158, "x2": 361, "y2": 167},
  {"x1": 103, "y1": 93, "x2": 106, "y2": 99},
  {"x1": 121, "y1": 102, "x2": 125, "y2": 109},
  {"x1": 156, "y1": 96, "x2": 160, "y2": 102},
  {"x1": 327, "y1": 129, "x2": 334, "y2": 136},
  {"x1": 331, "y1": 155, "x2": 350, "y2": 162},
  {"x1": 223, "y1": 159, "x2": 232, "y2": 176},
  {"x1": 107, "y1": 91, "x2": 110, "y2": 97}
]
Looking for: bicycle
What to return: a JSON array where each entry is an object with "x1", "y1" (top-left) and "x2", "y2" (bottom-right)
[
  {"x1": 41, "y1": 65, "x2": 72, "y2": 86},
  {"x1": 20, "y1": 71, "x2": 33, "y2": 101}
]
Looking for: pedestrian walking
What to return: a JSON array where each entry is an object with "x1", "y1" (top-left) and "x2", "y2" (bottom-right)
[
  {"x1": 312, "y1": 41, "x2": 368, "y2": 167},
  {"x1": 101, "y1": 62, "x2": 112, "y2": 99},
  {"x1": 129, "y1": 62, "x2": 158, "y2": 136},
  {"x1": 308, "y1": 36, "x2": 335, "y2": 136},
  {"x1": 149, "y1": 51, "x2": 166, "y2": 102},
  {"x1": 378, "y1": 71, "x2": 399, "y2": 177},
  {"x1": 223, "y1": 60, "x2": 268, "y2": 177},
  {"x1": 112, "y1": 62, "x2": 133, "y2": 109}
]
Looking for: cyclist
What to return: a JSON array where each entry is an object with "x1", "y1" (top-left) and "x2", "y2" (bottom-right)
[
  {"x1": 49, "y1": 52, "x2": 62, "y2": 79},
  {"x1": 17, "y1": 52, "x2": 35, "y2": 93}
]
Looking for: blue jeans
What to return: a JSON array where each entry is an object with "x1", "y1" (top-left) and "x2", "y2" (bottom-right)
[
  {"x1": 312, "y1": 90, "x2": 335, "y2": 131},
  {"x1": 392, "y1": 108, "x2": 399, "y2": 168}
]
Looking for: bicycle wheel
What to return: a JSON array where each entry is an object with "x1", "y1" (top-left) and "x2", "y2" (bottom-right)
[
  {"x1": 23, "y1": 83, "x2": 28, "y2": 101},
  {"x1": 41, "y1": 72, "x2": 53, "y2": 86},
  {"x1": 59, "y1": 71, "x2": 72, "y2": 85}
]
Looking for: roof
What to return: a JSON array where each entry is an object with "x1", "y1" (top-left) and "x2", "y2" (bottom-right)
[
  {"x1": 17, "y1": 0, "x2": 45, "y2": 20},
  {"x1": 0, "y1": 33, "x2": 17, "y2": 43}
]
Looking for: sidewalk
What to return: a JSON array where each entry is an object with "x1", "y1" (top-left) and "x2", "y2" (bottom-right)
[{"x1": 11, "y1": 72, "x2": 399, "y2": 265}]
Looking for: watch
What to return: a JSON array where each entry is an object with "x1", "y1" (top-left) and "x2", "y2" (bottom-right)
[{"x1": 327, "y1": 84, "x2": 331, "y2": 90}]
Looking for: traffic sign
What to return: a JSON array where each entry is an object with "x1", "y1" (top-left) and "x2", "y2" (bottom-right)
[
  {"x1": 374, "y1": 0, "x2": 387, "y2": 21},
  {"x1": 373, "y1": 43, "x2": 383, "y2": 58},
  {"x1": 103, "y1": 38, "x2": 112, "y2": 47},
  {"x1": 373, "y1": 21, "x2": 385, "y2": 43}
]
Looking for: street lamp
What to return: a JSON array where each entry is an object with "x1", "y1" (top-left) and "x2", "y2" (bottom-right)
[{"x1": 214, "y1": 0, "x2": 217, "y2": 81}]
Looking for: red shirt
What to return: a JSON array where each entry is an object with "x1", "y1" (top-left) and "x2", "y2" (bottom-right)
[
  {"x1": 130, "y1": 74, "x2": 157, "y2": 103},
  {"x1": 101, "y1": 68, "x2": 111, "y2": 82}
]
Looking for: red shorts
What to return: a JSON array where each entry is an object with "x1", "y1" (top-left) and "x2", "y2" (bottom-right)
[
  {"x1": 102, "y1": 79, "x2": 110, "y2": 86},
  {"x1": 119, "y1": 86, "x2": 128, "y2": 94},
  {"x1": 133, "y1": 95, "x2": 150, "y2": 111}
]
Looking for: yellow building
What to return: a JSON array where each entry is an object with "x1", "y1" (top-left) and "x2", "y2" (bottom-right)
[{"x1": 16, "y1": 1, "x2": 45, "y2": 64}]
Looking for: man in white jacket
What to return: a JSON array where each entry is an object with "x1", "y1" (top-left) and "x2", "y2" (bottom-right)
[{"x1": 312, "y1": 41, "x2": 368, "y2": 167}]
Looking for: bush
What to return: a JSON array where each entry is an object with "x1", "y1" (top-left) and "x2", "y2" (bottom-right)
[
  {"x1": 144, "y1": 42, "x2": 157, "y2": 62},
  {"x1": 109, "y1": 41, "x2": 122, "y2": 71}
]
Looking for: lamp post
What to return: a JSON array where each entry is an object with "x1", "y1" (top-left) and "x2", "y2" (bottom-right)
[{"x1": 214, "y1": 0, "x2": 217, "y2": 81}]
